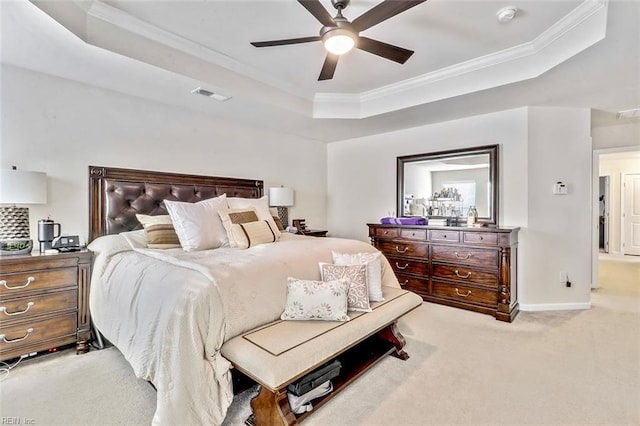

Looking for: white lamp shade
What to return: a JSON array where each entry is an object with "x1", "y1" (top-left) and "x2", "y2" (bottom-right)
[
  {"x1": 0, "y1": 169, "x2": 47, "y2": 204},
  {"x1": 269, "y1": 187, "x2": 294, "y2": 207}
]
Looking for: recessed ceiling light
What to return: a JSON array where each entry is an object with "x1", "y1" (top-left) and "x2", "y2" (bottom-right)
[
  {"x1": 496, "y1": 6, "x2": 518, "y2": 23},
  {"x1": 616, "y1": 107, "x2": 640, "y2": 119},
  {"x1": 191, "y1": 87, "x2": 231, "y2": 102}
]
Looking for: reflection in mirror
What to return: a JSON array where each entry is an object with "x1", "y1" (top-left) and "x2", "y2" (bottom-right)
[{"x1": 397, "y1": 145, "x2": 498, "y2": 226}]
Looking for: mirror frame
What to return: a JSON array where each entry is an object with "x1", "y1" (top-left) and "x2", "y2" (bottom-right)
[{"x1": 397, "y1": 144, "x2": 499, "y2": 226}]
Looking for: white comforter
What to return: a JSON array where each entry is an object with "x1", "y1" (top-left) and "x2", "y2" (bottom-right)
[{"x1": 88, "y1": 231, "x2": 398, "y2": 425}]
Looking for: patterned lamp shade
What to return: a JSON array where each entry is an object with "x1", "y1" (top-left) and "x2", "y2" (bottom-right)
[
  {"x1": 269, "y1": 187, "x2": 294, "y2": 228},
  {"x1": 0, "y1": 168, "x2": 47, "y2": 240}
]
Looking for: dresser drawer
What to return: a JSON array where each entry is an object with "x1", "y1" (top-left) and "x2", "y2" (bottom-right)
[
  {"x1": 388, "y1": 258, "x2": 428, "y2": 276},
  {"x1": 0, "y1": 290, "x2": 77, "y2": 323},
  {"x1": 431, "y1": 245, "x2": 499, "y2": 268},
  {"x1": 0, "y1": 268, "x2": 77, "y2": 296},
  {"x1": 395, "y1": 274, "x2": 429, "y2": 298},
  {"x1": 399, "y1": 228, "x2": 427, "y2": 240},
  {"x1": 374, "y1": 227, "x2": 399, "y2": 238},
  {"x1": 431, "y1": 264, "x2": 498, "y2": 288},
  {"x1": 432, "y1": 281, "x2": 497, "y2": 307},
  {"x1": 463, "y1": 232, "x2": 499, "y2": 245},
  {"x1": 429, "y1": 229, "x2": 460, "y2": 243},
  {"x1": 377, "y1": 241, "x2": 428, "y2": 258},
  {"x1": 0, "y1": 311, "x2": 77, "y2": 354}
]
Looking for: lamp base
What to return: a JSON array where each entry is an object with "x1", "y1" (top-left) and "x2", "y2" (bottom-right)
[
  {"x1": 0, "y1": 206, "x2": 31, "y2": 240},
  {"x1": 276, "y1": 207, "x2": 289, "y2": 228},
  {"x1": 0, "y1": 239, "x2": 33, "y2": 255}
]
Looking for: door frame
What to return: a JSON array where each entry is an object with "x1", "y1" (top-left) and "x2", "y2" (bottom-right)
[
  {"x1": 591, "y1": 146, "x2": 640, "y2": 289},
  {"x1": 599, "y1": 175, "x2": 611, "y2": 253}
]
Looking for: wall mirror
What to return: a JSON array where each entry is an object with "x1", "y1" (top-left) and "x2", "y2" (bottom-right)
[{"x1": 397, "y1": 144, "x2": 499, "y2": 226}]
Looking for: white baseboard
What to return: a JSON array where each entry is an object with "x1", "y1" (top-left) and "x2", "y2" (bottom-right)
[{"x1": 520, "y1": 302, "x2": 591, "y2": 312}]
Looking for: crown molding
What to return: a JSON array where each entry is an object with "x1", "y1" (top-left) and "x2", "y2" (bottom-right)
[
  {"x1": 314, "y1": 0, "x2": 609, "y2": 118},
  {"x1": 43, "y1": 0, "x2": 608, "y2": 120}
]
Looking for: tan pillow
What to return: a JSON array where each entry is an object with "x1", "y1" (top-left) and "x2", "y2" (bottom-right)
[
  {"x1": 272, "y1": 216, "x2": 285, "y2": 231},
  {"x1": 319, "y1": 263, "x2": 371, "y2": 312},
  {"x1": 219, "y1": 208, "x2": 260, "y2": 248},
  {"x1": 227, "y1": 196, "x2": 281, "y2": 238},
  {"x1": 135, "y1": 214, "x2": 181, "y2": 249},
  {"x1": 230, "y1": 220, "x2": 277, "y2": 249}
]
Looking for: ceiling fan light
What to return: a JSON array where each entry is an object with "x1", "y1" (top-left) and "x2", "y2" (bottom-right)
[{"x1": 323, "y1": 29, "x2": 356, "y2": 55}]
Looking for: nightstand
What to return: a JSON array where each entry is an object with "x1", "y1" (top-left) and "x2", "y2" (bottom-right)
[
  {"x1": 297, "y1": 229, "x2": 328, "y2": 237},
  {"x1": 0, "y1": 250, "x2": 92, "y2": 362}
]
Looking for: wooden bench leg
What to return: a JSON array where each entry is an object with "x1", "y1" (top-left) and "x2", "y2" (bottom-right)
[
  {"x1": 250, "y1": 385, "x2": 297, "y2": 426},
  {"x1": 379, "y1": 321, "x2": 409, "y2": 360}
]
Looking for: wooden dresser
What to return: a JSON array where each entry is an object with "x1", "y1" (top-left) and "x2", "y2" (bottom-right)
[
  {"x1": 368, "y1": 224, "x2": 519, "y2": 322},
  {"x1": 0, "y1": 251, "x2": 92, "y2": 361}
]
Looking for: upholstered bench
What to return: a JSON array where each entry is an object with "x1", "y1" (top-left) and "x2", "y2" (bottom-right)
[{"x1": 221, "y1": 286, "x2": 423, "y2": 425}]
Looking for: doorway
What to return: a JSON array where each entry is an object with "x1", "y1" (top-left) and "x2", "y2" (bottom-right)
[
  {"x1": 599, "y1": 176, "x2": 610, "y2": 253},
  {"x1": 622, "y1": 173, "x2": 640, "y2": 256}
]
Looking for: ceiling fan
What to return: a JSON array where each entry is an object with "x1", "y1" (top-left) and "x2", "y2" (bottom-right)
[{"x1": 250, "y1": 0, "x2": 427, "y2": 81}]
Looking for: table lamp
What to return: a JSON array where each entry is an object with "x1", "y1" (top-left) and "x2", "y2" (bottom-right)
[
  {"x1": 0, "y1": 166, "x2": 47, "y2": 255},
  {"x1": 269, "y1": 186, "x2": 294, "y2": 228}
]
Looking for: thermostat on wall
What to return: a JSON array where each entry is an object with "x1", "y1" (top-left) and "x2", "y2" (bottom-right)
[{"x1": 553, "y1": 182, "x2": 568, "y2": 195}]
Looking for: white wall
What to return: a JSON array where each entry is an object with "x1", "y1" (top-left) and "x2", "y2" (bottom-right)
[
  {"x1": 592, "y1": 122, "x2": 640, "y2": 150},
  {"x1": 525, "y1": 107, "x2": 592, "y2": 308},
  {"x1": 327, "y1": 106, "x2": 593, "y2": 309},
  {"x1": 0, "y1": 65, "x2": 327, "y2": 242}
]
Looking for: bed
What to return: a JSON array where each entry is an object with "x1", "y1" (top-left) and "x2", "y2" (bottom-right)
[{"x1": 86, "y1": 166, "x2": 413, "y2": 425}]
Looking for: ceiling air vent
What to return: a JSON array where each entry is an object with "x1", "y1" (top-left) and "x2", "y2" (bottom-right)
[
  {"x1": 616, "y1": 108, "x2": 640, "y2": 119},
  {"x1": 191, "y1": 87, "x2": 231, "y2": 102}
]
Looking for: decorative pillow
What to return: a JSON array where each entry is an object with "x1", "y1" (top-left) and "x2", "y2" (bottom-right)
[
  {"x1": 281, "y1": 277, "x2": 350, "y2": 322},
  {"x1": 219, "y1": 208, "x2": 259, "y2": 248},
  {"x1": 164, "y1": 194, "x2": 228, "y2": 251},
  {"x1": 135, "y1": 214, "x2": 181, "y2": 249},
  {"x1": 332, "y1": 251, "x2": 384, "y2": 302},
  {"x1": 272, "y1": 216, "x2": 285, "y2": 231},
  {"x1": 319, "y1": 263, "x2": 371, "y2": 312},
  {"x1": 226, "y1": 196, "x2": 281, "y2": 239},
  {"x1": 223, "y1": 220, "x2": 277, "y2": 249}
]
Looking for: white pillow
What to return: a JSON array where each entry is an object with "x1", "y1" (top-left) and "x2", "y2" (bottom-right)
[
  {"x1": 226, "y1": 196, "x2": 281, "y2": 239},
  {"x1": 281, "y1": 277, "x2": 350, "y2": 322},
  {"x1": 332, "y1": 251, "x2": 384, "y2": 302},
  {"x1": 319, "y1": 263, "x2": 371, "y2": 312},
  {"x1": 164, "y1": 194, "x2": 228, "y2": 251}
]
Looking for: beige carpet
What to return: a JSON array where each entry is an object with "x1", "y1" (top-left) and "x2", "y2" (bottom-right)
[{"x1": 1, "y1": 259, "x2": 638, "y2": 425}]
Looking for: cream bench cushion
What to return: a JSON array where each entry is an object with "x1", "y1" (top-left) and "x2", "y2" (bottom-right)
[{"x1": 221, "y1": 286, "x2": 422, "y2": 391}]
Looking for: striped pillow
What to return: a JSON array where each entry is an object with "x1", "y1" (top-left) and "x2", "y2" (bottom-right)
[
  {"x1": 135, "y1": 214, "x2": 181, "y2": 249},
  {"x1": 229, "y1": 220, "x2": 277, "y2": 249}
]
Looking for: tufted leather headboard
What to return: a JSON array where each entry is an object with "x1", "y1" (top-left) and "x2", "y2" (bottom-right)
[{"x1": 89, "y1": 166, "x2": 263, "y2": 241}]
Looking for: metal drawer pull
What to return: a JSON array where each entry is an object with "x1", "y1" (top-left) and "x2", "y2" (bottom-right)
[
  {"x1": 454, "y1": 252, "x2": 472, "y2": 260},
  {"x1": 1, "y1": 276, "x2": 35, "y2": 290},
  {"x1": 454, "y1": 270, "x2": 471, "y2": 279},
  {"x1": 0, "y1": 302, "x2": 35, "y2": 316},
  {"x1": 395, "y1": 246, "x2": 408, "y2": 254},
  {"x1": 396, "y1": 262, "x2": 410, "y2": 270},
  {"x1": 400, "y1": 280, "x2": 409, "y2": 287},
  {"x1": 0, "y1": 328, "x2": 34, "y2": 344},
  {"x1": 455, "y1": 288, "x2": 472, "y2": 297}
]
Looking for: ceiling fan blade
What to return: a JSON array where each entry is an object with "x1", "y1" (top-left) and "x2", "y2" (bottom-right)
[
  {"x1": 352, "y1": 0, "x2": 427, "y2": 32},
  {"x1": 318, "y1": 54, "x2": 339, "y2": 81},
  {"x1": 297, "y1": 0, "x2": 336, "y2": 27},
  {"x1": 357, "y1": 36, "x2": 414, "y2": 64},
  {"x1": 251, "y1": 36, "x2": 321, "y2": 48}
]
